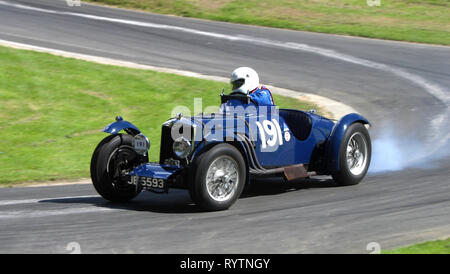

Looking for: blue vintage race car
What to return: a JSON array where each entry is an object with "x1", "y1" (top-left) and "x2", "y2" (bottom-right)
[{"x1": 91, "y1": 92, "x2": 371, "y2": 211}]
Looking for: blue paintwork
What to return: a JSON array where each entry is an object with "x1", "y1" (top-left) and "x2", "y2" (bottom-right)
[
  {"x1": 254, "y1": 111, "x2": 329, "y2": 167},
  {"x1": 128, "y1": 163, "x2": 181, "y2": 180},
  {"x1": 209, "y1": 99, "x2": 335, "y2": 167},
  {"x1": 103, "y1": 120, "x2": 141, "y2": 135},
  {"x1": 326, "y1": 113, "x2": 370, "y2": 171}
]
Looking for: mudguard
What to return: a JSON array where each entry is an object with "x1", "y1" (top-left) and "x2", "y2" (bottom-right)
[
  {"x1": 326, "y1": 113, "x2": 370, "y2": 172},
  {"x1": 103, "y1": 120, "x2": 141, "y2": 135}
]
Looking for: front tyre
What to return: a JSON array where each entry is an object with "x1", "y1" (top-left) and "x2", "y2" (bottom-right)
[
  {"x1": 90, "y1": 134, "x2": 145, "y2": 202},
  {"x1": 190, "y1": 144, "x2": 246, "y2": 211},
  {"x1": 332, "y1": 123, "x2": 371, "y2": 186}
]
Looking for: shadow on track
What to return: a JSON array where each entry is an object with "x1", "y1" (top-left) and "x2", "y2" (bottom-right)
[
  {"x1": 39, "y1": 176, "x2": 338, "y2": 214},
  {"x1": 242, "y1": 175, "x2": 338, "y2": 198}
]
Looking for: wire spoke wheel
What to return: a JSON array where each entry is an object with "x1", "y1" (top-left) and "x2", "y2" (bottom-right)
[
  {"x1": 332, "y1": 123, "x2": 371, "y2": 186},
  {"x1": 190, "y1": 143, "x2": 246, "y2": 211},
  {"x1": 206, "y1": 155, "x2": 239, "y2": 202},
  {"x1": 346, "y1": 132, "x2": 368, "y2": 176}
]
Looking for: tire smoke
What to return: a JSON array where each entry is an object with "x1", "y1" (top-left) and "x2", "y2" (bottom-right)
[{"x1": 369, "y1": 110, "x2": 450, "y2": 173}]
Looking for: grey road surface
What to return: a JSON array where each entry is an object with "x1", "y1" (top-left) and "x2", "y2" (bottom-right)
[{"x1": 0, "y1": 0, "x2": 449, "y2": 253}]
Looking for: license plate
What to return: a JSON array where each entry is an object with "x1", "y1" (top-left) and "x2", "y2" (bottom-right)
[
  {"x1": 133, "y1": 139, "x2": 147, "y2": 151},
  {"x1": 128, "y1": 175, "x2": 165, "y2": 189}
]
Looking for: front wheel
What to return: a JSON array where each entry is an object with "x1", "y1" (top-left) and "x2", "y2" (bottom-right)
[
  {"x1": 189, "y1": 144, "x2": 246, "y2": 211},
  {"x1": 90, "y1": 134, "x2": 145, "y2": 202},
  {"x1": 332, "y1": 123, "x2": 371, "y2": 186}
]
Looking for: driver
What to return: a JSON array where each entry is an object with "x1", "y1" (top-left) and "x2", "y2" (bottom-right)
[{"x1": 230, "y1": 67, "x2": 275, "y2": 106}]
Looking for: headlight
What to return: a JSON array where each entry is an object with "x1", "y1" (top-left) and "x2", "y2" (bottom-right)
[
  {"x1": 172, "y1": 137, "x2": 191, "y2": 159},
  {"x1": 133, "y1": 133, "x2": 150, "y2": 155}
]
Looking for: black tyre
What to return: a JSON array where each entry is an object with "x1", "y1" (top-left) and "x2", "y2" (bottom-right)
[
  {"x1": 332, "y1": 123, "x2": 371, "y2": 186},
  {"x1": 90, "y1": 134, "x2": 145, "y2": 202},
  {"x1": 189, "y1": 143, "x2": 246, "y2": 211}
]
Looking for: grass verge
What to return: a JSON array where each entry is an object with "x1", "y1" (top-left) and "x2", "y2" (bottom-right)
[
  {"x1": 0, "y1": 45, "x2": 318, "y2": 186},
  {"x1": 86, "y1": 0, "x2": 450, "y2": 45},
  {"x1": 383, "y1": 238, "x2": 450, "y2": 254}
]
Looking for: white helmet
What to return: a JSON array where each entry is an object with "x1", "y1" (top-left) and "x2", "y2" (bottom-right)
[{"x1": 230, "y1": 67, "x2": 259, "y2": 95}]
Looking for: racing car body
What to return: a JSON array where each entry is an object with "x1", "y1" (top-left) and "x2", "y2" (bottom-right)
[{"x1": 91, "y1": 93, "x2": 371, "y2": 211}]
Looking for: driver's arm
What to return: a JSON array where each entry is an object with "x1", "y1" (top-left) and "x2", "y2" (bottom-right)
[{"x1": 249, "y1": 89, "x2": 275, "y2": 106}]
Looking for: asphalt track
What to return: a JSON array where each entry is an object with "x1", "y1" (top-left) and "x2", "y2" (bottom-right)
[{"x1": 0, "y1": 0, "x2": 449, "y2": 253}]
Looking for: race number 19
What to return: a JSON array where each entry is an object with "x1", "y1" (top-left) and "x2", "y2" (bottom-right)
[{"x1": 255, "y1": 119, "x2": 283, "y2": 149}]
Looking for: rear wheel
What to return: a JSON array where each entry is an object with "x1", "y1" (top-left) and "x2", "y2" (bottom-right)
[
  {"x1": 90, "y1": 134, "x2": 145, "y2": 202},
  {"x1": 189, "y1": 144, "x2": 246, "y2": 211},
  {"x1": 332, "y1": 123, "x2": 371, "y2": 186}
]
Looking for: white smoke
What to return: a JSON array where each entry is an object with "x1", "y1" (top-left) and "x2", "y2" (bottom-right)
[{"x1": 369, "y1": 110, "x2": 450, "y2": 173}]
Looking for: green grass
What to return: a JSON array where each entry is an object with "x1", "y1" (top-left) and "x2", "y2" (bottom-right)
[
  {"x1": 383, "y1": 238, "x2": 450, "y2": 254},
  {"x1": 0, "y1": 46, "x2": 317, "y2": 185},
  {"x1": 86, "y1": 0, "x2": 450, "y2": 45}
]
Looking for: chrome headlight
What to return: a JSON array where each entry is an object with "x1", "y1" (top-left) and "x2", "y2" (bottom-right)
[
  {"x1": 133, "y1": 133, "x2": 150, "y2": 155},
  {"x1": 172, "y1": 137, "x2": 191, "y2": 159}
]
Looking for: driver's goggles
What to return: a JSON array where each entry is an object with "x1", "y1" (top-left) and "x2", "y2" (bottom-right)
[{"x1": 231, "y1": 79, "x2": 245, "y2": 90}]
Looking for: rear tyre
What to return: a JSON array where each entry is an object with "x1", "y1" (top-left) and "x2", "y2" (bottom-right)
[
  {"x1": 332, "y1": 123, "x2": 371, "y2": 186},
  {"x1": 90, "y1": 134, "x2": 145, "y2": 202},
  {"x1": 189, "y1": 144, "x2": 246, "y2": 211}
]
